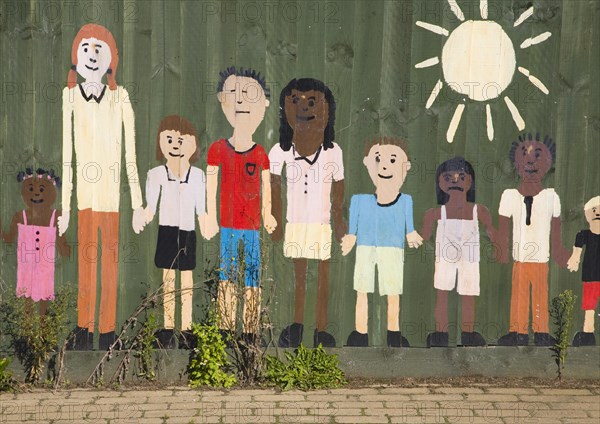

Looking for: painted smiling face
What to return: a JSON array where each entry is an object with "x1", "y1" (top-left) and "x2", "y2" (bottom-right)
[
  {"x1": 439, "y1": 170, "x2": 473, "y2": 197},
  {"x1": 21, "y1": 177, "x2": 57, "y2": 209},
  {"x1": 363, "y1": 144, "x2": 411, "y2": 193},
  {"x1": 284, "y1": 89, "x2": 329, "y2": 155},
  {"x1": 218, "y1": 75, "x2": 269, "y2": 135},
  {"x1": 159, "y1": 130, "x2": 197, "y2": 162},
  {"x1": 514, "y1": 140, "x2": 553, "y2": 182},
  {"x1": 76, "y1": 37, "x2": 112, "y2": 82}
]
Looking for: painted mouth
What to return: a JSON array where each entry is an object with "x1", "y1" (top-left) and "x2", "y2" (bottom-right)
[
  {"x1": 85, "y1": 65, "x2": 99, "y2": 71},
  {"x1": 524, "y1": 169, "x2": 538, "y2": 174},
  {"x1": 168, "y1": 152, "x2": 183, "y2": 157},
  {"x1": 593, "y1": 217, "x2": 600, "y2": 221},
  {"x1": 378, "y1": 174, "x2": 393, "y2": 179},
  {"x1": 30, "y1": 199, "x2": 44, "y2": 204},
  {"x1": 296, "y1": 115, "x2": 315, "y2": 122},
  {"x1": 236, "y1": 111, "x2": 250, "y2": 114},
  {"x1": 448, "y1": 186, "x2": 464, "y2": 191}
]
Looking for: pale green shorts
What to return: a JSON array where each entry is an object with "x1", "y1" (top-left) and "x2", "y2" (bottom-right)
[{"x1": 353, "y1": 245, "x2": 405, "y2": 296}]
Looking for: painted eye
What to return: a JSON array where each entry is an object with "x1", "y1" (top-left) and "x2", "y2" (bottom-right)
[
  {"x1": 460, "y1": 175, "x2": 465, "y2": 181},
  {"x1": 84, "y1": 47, "x2": 88, "y2": 53},
  {"x1": 29, "y1": 187, "x2": 34, "y2": 192},
  {"x1": 375, "y1": 156, "x2": 380, "y2": 163},
  {"x1": 292, "y1": 97, "x2": 299, "y2": 104},
  {"x1": 390, "y1": 158, "x2": 396, "y2": 164},
  {"x1": 444, "y1": 175, "x2": 451, "y2": 182},
  {"x1": 308, "y1": 99, "x2": 315, "y2": 107},
  {"x1": 39, "y1": 186, "x2": 45, "y2": 192},
  {"x1": 535, "y1": 151, "x2": 541, "y2": 159},
  {"x1": 168, "y1": 139, "x2": 172, "y2": 144},
  {"x1": 95, "y1": 49, "x2": 99, "y2": 54}
]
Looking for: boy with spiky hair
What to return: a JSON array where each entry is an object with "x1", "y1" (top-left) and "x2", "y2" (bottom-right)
[
  {"x1": 567, "y1": 196, "x2": 600, "y2": 346},
  {"x1": 206, "y1": 67, "x2": 277, "y2": 345},
  {"x1": 421, "y1": 157, "x2": 496, "y2": 347},
  {"x1": 497, "y1": 132, "x2": 569, "y2": 346},
  {"x1": 341, "y1": 137, "x2": 422, "y2": 347}
]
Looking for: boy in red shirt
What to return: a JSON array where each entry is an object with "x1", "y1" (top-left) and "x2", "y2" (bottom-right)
[{"x1": 206, "y1": 67, "x2": 277, "y2": 344}]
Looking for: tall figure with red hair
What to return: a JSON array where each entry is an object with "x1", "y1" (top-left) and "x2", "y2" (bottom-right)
[{"x1": 61, "y1": 24, "x2": 146, "y2": 350}]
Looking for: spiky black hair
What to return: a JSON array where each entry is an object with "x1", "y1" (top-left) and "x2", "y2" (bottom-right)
[
  {"x1": 509, "y1": 132, "x2": 556, "y2": 166},
  {"x1": 216, "y1": 66, "x2": 270, "y2": 99}
]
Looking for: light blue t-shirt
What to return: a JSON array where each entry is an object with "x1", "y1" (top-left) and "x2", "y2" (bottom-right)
[{"x1": 348, "y1": 193, "x2": 414, "y2": 248}]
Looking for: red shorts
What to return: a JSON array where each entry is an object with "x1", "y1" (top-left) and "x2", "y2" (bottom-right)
[{"x1": 582, "y1": 282, "x2": 600, "y2": 310}]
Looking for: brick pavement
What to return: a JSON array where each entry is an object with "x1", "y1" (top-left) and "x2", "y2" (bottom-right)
[{"x1": 0, "y1": 385, "x2": 598, "y2": 423}]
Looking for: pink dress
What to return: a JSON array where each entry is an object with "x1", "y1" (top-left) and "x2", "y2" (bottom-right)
[{"x1": 16, "y1": 210, "x2": 57, "y2": 301}]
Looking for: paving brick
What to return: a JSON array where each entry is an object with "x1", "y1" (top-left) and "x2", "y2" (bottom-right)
[
  {"x1": 254, "y1": 394, "x2": 306, "y2": 402},
  {"x1": 410, "y1": 394, "x2": 465, "y2": 401},
  {"x1": 434, "y1": 387, "x2": 485, "y2": 394},
  {"x1": 539, "y1": 388, "x2": 594, "y2": 395},
  {"x1": 334, "y1": 416, "x2": 390, "y2": 423},
  {"x1": 519, "y1": 394, "x2": 598, "y2": 403},
  {"x1": 358, "y1": 394, "x2": 411, "y2": 402},
  {"x1": 465, "y1": 394, "x2": 519, "y2": 401},
  {"x1": 380, "y1": 387, "x2": 431, "y2": 395},
  {"x1": 485, "y1": 387, "x2": 539, "y2": 394}
]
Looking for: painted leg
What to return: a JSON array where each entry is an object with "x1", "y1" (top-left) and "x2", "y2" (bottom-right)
[
  {"x1": 499, "y1": 262, "x2": 530, "y2": 346},
  {"x1": 387, "y1": 295, "x2": 409, "y2": 347},
  {"x1": 162, "y1": 269, "x2": 176, "y2": 330},
  {"x1": 243, "y1": 287, "x2": 262, "y2": 335},
  {"x1": 38, "y1": 300, "x2": 48, "y2": 316},
  {"x1": 346, "y1": 292, "x2": 368, "y2": 347},
  {"x1": 584, "y1": 309, "x2": 595, "y2": 333},
  {"x1": 460, "y1": 295, "x2": 486, "y2": 346},
  {"x1": 98, "y1": 212, "x2": 119, "y2": 352},
  {"x1": 217, "y1": 280, "x2": 237, "y2": 331},
  {"x1": 314, "y1": 260, "x2": 335, "y2": 347},
  {"x1": 278, "y1": 259, "x2": 307, "y2": 348},
  {"x1": 427, "y1": 289, "x2": 449, "y2": 347},
  {"x1": 531, "y1": 263, "x2": 555, "y2": 346},
  {"x1": 180, "y1": 270, "x2": 194, "y2": 331},
  {"x1": 573, "y1": 310, "x2": 597, "y2": 347}
]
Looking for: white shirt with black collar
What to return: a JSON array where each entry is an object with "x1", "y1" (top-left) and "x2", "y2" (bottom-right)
[{"x1": 145, "y1": 165, "x2": 206, "y2": 231}]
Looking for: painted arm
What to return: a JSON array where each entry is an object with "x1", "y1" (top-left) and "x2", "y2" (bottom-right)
[
  {"x1": 55, "y1": 209, "x2": 71, "y2": 257},
  {"x1": 332, "y1": 180, "x2": 347, "y2": 243},
  {"x1": 270, "y1": 174, "x2": 283, "y2": 241},
  {"x1": 122, "y1": 90, "x2": 145, "y2": 234},
  {"x1": 551, "y1": 216, "x2": 569, "y2": 268},
  {"x1": 405, "y1": 195, "x2": 422, "y2": 248},
  {"x1": 341, "y1": 196, "x2": 357, "y2": 256},
  {"x1": 144, "y1": 170, "x2": 160, "y2": 224},
  {"x1": 420, "y1": 208, "x2": 440, "y2": 241},
  {"x1": 205, "y1": 165, "x2": 220, "y2": 239},
  {"x1": 59, "y1": 87, "x2": 74, "y2": 236},
  {"x1": 477, "y1": 204, "x2": 497, "y2": 244},
  {"x1": 196, "y1": 172, "x2": 209, "y2": 239},
  {"x1": 1, "y1": 213, "x2": 20, "y2": 244},
  {"x1": 261, "y1": 169, "x2": 276, "y2": 234},
  {"x1": 497, "y1": 215, "x2": 510, "y2": 264},
  {"x1": 567, "y1": 246, "x2": 582, "y2": 272}
]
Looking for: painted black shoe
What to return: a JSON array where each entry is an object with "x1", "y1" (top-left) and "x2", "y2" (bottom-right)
[
  {"x1": 218, "y1": 329, "x2": 235, "y2": 349},
  {"x1": 534, "y1": 332, "x2": 557, "y2": 347},
  {"x1": 278, "y1": 323, "x2": 304, "y2": 348},
  {"x1": 314, "y1": 329, "x2": 336, "y2": 347},
  {"x1": 178, "y1": 330, "x2": 196, "y2": 349},
  {"x1": 99, "y1": 331, "x2": 117, "y2": 351},
  {"x1": 497, "y1": 332, "x2": 529, "y2": 346},
  {"x1": 346, "y1": 330, "x2": 368, "y2": 347},
  {"x1": 461, "y1": 331, "x2": 487, "y2": 347},
  {"x1": 67, "y1": 326, "x2": 91, "y2": 350},
  {"x1": 426, "y1": 331, "x2": 448, "y2": 347},
  {"x1": 387, "y1": 330, "x2": 410, "y2": 347},
  {"x1": 153, "y1": 329, "x2": 175, "y2": 349},
  {"x1": 572, "y1": 332, "x2": 596, "y2": 347}
]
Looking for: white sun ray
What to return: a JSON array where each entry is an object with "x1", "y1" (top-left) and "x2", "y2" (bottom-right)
[
  {"x1": 447, "y1": 104, "x2": 465, "y2": 143},
  {"x1": 416, "y1": 21, "x2": 450, "y2": 36},
  {"x1": 485, "y1": 104, "x2": 494, "y2": 141},
  {"x1": 415, "y1": 57, "x2": 440, "y2": 69},
  {"x1": 520, "y1": 32, "x2": 552, "y2": 49},
  {"x1": 518, "y1": 67, "x2": 550, "y2": 95},
  {"x1": 504, "y1": 97, "x2": 526, "y2": 130},
  {"x1": 447, "y1": 0, "x2": 465, "y2": 21},
  {"x1": 514, "y1": 6, "x2": 534, "y2": 27},
  {"x1": 426, "y1": 80, "x2": 444, "y2": 109},
  {"x1": 480, "y1": 0, "x2": 488, "y2": 19}
]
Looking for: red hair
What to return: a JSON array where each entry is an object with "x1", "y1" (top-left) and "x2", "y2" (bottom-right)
[{"x1": 67, "y1": 24, "x2": 119, "y2": 90}]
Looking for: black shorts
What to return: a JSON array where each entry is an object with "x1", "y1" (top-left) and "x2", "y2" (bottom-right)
[{"x1": 155, "y1": 226, "x2": 196, "y2": 271}]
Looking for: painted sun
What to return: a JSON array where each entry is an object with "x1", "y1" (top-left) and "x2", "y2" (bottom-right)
[{"x1": 415, "y1": 0, "x2": 552, "y2": 143}]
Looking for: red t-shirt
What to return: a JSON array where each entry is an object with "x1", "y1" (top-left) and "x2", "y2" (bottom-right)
[{"x1": 207, "y1": 139, "x2": 269, "y2": 230}]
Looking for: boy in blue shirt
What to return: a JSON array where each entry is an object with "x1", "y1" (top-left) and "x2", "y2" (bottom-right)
[{"x1": 341, "y1": 137, "x2": 422, "y2": 347}]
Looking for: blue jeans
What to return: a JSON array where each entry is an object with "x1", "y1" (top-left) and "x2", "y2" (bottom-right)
[{"x1": 219, "y1": 227, "x2": 261, "y2": 288}]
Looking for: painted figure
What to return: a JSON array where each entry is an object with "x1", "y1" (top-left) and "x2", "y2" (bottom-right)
[
  {"x1": 1, "y1": 168, "x2": 70, "y2": 315},
  {"x1": 143, "y1": 116, "x2": 209, "y2": 349},
  {"x1": 341, "y1": 137, "x2": 423, "y2": 347},
  {"x1": 497, "y1": 133, "x2": 569, "y2": 346},
  {"x1": 567, "y1": 196, "x2": 600, "y2": 347},
  {"x1": 421, "y1": 157, "x2": 496, "y2": 347},
  {"x1": 270, "y1": 78, "x2": 345, "y2": 348},
  {"x1": 61, "y1": 24, "x2": 145, "y2": 350},
  {"x1": 206, "y1": 67, "x2": 276, "y2": 344}
]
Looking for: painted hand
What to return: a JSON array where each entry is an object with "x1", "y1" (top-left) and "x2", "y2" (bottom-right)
[
  {"x1": 341, "y1": 234, "x2": 357, "y2": 256},
  {"x1": 144, "y1": 207, "x2": 154, "y2": 224},
  {"x1": 132, "y1": 207, "x2": 146, "y2": 234},
  {"x1": 264, "y1": 214, "x2": 277, "y2": 234},
  {"x1": 204, "y1": 214, "x2": 220, "y2": 240},
  {"x1": 406, "y1": 231, "x2": 423, "y2": 248},
  {"x1": 58, "y1": 211, "x2": 70, "y2": 236},
  {"x1": 567, "y1": 253, "x2": 580, "y2": 272}
]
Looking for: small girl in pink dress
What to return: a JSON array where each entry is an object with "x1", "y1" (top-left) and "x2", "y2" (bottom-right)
[{"x1": 1, "y1": 168, "x2": 70, "y2": 314}]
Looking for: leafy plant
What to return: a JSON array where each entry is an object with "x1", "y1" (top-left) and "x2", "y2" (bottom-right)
[
  {"x1": 265, "y1": 344, "x2": 346, "y2": 391},
  {"x1": 0, "y1": 285, "x2": 75, "y2": 384},
  {"x1": 187, "y1": 313, "x2": 237, "y2": 388},
  {"x1": 550, "y1": 289, "x2": 577, "y2": 381},
  {"x1": 134, "y1": 313, "x2": 159, "y2": 381},
  {"x1": 0, "y1": 357, "x2": 16, "y2": 392}
]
